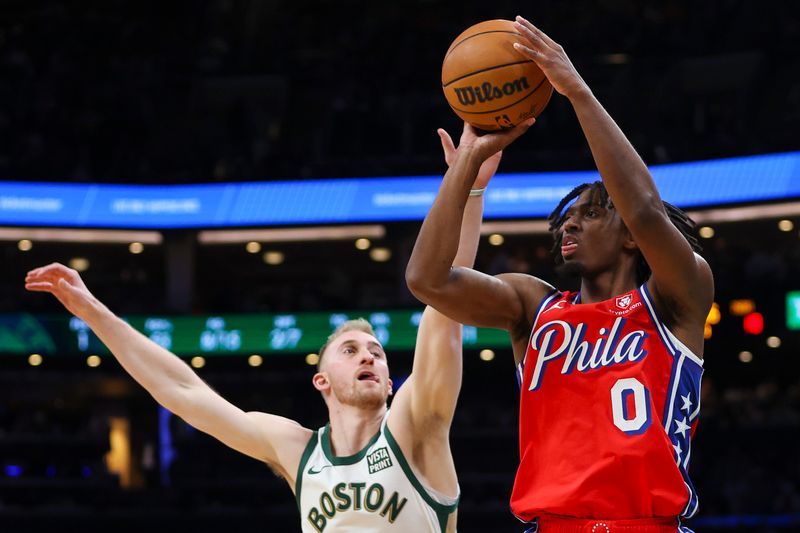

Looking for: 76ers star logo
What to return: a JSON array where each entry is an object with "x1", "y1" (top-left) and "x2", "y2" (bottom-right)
[{"x1": 616, "y1": 294, "x2": 633, "y2": 309}]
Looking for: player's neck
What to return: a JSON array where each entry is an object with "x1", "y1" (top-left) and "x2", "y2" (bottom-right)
[
  {"x1": 579, "y1": 268, "x2": 639, "y2": 304},
  {"x1": 326, "y1": 404, "x2": 386, "y2": 457}
]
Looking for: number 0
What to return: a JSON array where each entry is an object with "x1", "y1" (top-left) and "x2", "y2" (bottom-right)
[{"x1": 610, "y1": 378, "x2": 652, "y2": 435}]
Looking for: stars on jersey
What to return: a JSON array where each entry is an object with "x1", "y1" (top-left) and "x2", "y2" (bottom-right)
[
  {"x1": 672, "y1": 442, "x2": 682, "y2": 457},
  {"x1": 660, "y1": 350, "x2": 703, "y2": 519},
  {"x1": 669, "y1": 399, "x2": 695, "y2": 463},
  {"x1": 674, "y1": 417, "x2": 691, "y2": 439},
  {"x1": 680, "y1": 393, "x2": 693, "y2": 413}
]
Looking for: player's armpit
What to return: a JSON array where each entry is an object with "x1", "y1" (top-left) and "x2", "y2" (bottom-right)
[
  {"x1": 244, "y1": 412, "x2": 314, "y2": 484},
  {"x1": 629, "y1": 206, "x2": 714, "y2": 328},
  {"x1": 168, "y1": 385, "x2": 312, "y2": 482}
]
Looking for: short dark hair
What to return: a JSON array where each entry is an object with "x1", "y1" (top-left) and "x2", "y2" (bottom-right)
[
  {"x1": 547, "y1": 181, "x2": 702, "y2": 285},
  {"x1": 316, "y1": 318, "x2": 377, "y2": 371}
]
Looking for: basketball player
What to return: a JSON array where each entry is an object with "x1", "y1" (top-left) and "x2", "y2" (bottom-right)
[
  {"x1": 406, "y1": 16, "x2": 713, "y2": 533},
  {"x1": 24, "y1": 143, "x2": 502, "y2": 532}
]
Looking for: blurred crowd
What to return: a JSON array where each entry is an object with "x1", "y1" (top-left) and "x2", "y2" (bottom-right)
[
  {"x1": 1, "y1": 361, "x2": 799, "y2": 532},
  {"x1": 0, "y1": 0, "x2": 798, "y2": 184}
]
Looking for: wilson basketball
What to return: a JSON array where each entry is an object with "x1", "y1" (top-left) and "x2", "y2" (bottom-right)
[{"x1": 442, "y1": 19, "x2": 553, "y2": 131}]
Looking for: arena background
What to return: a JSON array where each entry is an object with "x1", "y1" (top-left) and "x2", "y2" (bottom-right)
[{"x1": 1, "y1": 1, "x2": 799, "y2": 532}]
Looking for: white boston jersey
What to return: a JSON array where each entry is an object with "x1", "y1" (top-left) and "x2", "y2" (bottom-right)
[{"x1": 295, "y1": 412, "x2": 458, "y2": 532}]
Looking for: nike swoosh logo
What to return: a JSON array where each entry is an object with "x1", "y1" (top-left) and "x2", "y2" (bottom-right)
[
  {"x1": 544, "y1": 301, "x2": 566, "y2": 313},
  {"x1": 307, "y1": 465, "x2": 332, "y2": 475}
]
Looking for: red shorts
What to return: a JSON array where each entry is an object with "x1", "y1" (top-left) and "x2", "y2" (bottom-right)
[{"x1": 533, "y1": 514, "x2": 683, "y2": 533}]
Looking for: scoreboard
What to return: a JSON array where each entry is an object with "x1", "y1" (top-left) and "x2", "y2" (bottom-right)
[{"x1": 0, "y1": 311, "x2": 511, "y2": 356}]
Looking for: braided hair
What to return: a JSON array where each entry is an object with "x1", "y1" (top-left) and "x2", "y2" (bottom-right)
[{"x1": 547, "y1": 181, "x2": 702, "y2": 285}]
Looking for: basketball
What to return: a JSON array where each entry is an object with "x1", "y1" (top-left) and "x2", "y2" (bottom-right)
[{"x1": 442, "y1": 19, "x2": 553, "y2": 131}]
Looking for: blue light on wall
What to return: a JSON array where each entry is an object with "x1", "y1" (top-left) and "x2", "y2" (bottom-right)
[
  {"x1": 5, "y1": 465, "x2": 22, "y2": 477},
  {"x1": 1, "y1": 151, "x2": 798, "y2": 229}
]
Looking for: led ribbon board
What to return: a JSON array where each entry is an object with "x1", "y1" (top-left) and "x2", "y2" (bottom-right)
[
  {"x1": 0, "y1": 311, "x2": 510, "y2": 356},
  {"x1": 1, "y1": 151, "x2": 798, "y2": 228}
]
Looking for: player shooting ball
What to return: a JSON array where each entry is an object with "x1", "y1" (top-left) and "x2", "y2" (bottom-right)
[{"x1": 407, "y1": 15, "x2": 712, "y2": 533}]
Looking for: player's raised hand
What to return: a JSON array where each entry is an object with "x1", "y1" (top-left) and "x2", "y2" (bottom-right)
[
  {"x1": 438, "y1": 125, "x2": 503, "y2": 190},
  {"x1": 512, "y1": 16, "x2": 589, "y2": 100},
  {"x1": 25, "y1": 263, "x2": 99, "y2": 319},
  {"x1": 450, "y1": 119, "x2": 534, "y2": 172}
]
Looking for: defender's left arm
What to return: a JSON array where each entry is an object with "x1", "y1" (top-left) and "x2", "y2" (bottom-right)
[
  {"x1": 401, "y1": 193, "x2": 483, "y2": 426},
  {"x1": 388, "y1": 133, "x2": 497, "y2": 496},
  {"x1": 393, "y1": 131, "x2": 494, "y2": 429},
  {"x1": 514, "y1": 16, "x2": 713, "y2": 327}
]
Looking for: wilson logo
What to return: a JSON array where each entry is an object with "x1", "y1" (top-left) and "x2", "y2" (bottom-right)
[{"x1": 453, "y1": 77, "x2": 530, "y2": 106}]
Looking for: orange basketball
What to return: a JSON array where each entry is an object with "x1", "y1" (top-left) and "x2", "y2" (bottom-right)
[{"x1": 442, "y1": 19, "x2": 553, "y2": 131}]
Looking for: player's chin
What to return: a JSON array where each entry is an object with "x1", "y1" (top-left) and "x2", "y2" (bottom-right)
[
  {"x1": 555, "y1": 260, "x2": 584, "y2": 278},
  {"x1": 352, "y1": 390, "x2": 388, "y2": 409}
]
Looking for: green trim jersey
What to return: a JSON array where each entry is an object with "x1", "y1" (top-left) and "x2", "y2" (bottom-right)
[{"x1": 295, "y1": 412, "x2": 459, "y2": 532}]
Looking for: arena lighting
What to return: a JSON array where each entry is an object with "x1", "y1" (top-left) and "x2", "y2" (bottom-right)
[
  {"x1": 687, "y1": 202, "x2": 800, "y2": 224},
  {"x1": 369, "y1": 247, "x2": 392, "y2": 262},
  {"x1": 198, "y1": 225, "x2": 385, "y2": 244},
  {"x1": 488, "y1": 234, "x2": 505, "y2": 246},
  {"x1": 105, "y1": 417, "x2": 132, "y2": 488},
  {"x1": 743, "y1": 312, "x2": 764, "y2": 335},
  {"x1": 787, "y1": 291, "x2": 800, "y2": 330},
  {"x1": 68, "y1": 257, "x2": 90, "y2": 272},
  {"x1": 729, "y1": 299, "x2": 755, "y2": 316},
  {"x1": 480, "y1": 220, "x2": 549, "y2": 235},
  {"x1": 4, "y1": 204, "x2": 798, "y2": 242},
  {"x1": 698, "y1": 226, "x2": 715, "y2": 239},
  {"x1": 479, "y1": 349, "x2": 495, "y2": 361},
  {"x1": 476, "y1": 202, "x2": 800, "y2": 236},
  {"x1": 706, "y1": 303, "x2": 721, "y2": 325},
  {"x1": 0, "y1": 227, "x2": 162, "y2": 244},
  {"x1": 766, "y1": 336, "x2": 781, "y2": 348},
  {"x1": 601, "y1": 53, "x2": 631, "y2": 65},
  {"x1": 262, "y1": 251, "x2": 285, "y2": 265}
]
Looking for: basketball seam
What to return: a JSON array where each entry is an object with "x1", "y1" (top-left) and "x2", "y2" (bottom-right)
[
  {"x1": 446, "y1": 75, "x2": 551, "y2": 115},
  {"x1": 442, "y1": 59, "x2": 535, "y2": 87},
  {"x1": 444, "y1": 30, "x2": 522, "y2": 60}
]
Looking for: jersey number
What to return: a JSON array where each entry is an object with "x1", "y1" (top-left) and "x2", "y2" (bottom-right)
[{"x1": 610, "y1": 378, "x2": 652, "y2": 436}]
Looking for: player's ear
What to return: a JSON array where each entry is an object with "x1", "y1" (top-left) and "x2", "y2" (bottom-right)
[
  {"x1": 387, "y1": 378, "x2": 393, "y2": 396},
  {"x1": 620, "y1": 222, "x2": 638, "y2": 251},
  {"x1": 312, "y1": 372, "x2": 330, "y2": 392}
]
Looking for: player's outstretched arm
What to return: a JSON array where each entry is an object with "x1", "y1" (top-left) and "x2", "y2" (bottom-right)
[
  {"x1": 406, "y1": 121, "x2": 550, "y2": 334},
  {"x1": 512, "y1": 15, "x2": 713, "y2": 328},
  {"x1": 25, "y1": 264, "x2": 311, "y2": 481},
  {"x1": 396, "y1": 130, "x2": 495, "y2": 426},
  {"x1": 389, "y1": 136, "x2": 497, "y2": 497}
]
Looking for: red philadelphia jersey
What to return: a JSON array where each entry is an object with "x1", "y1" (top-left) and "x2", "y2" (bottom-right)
[{"x1": 511, "y1": 284, "x2": 703, "y2": 522}]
